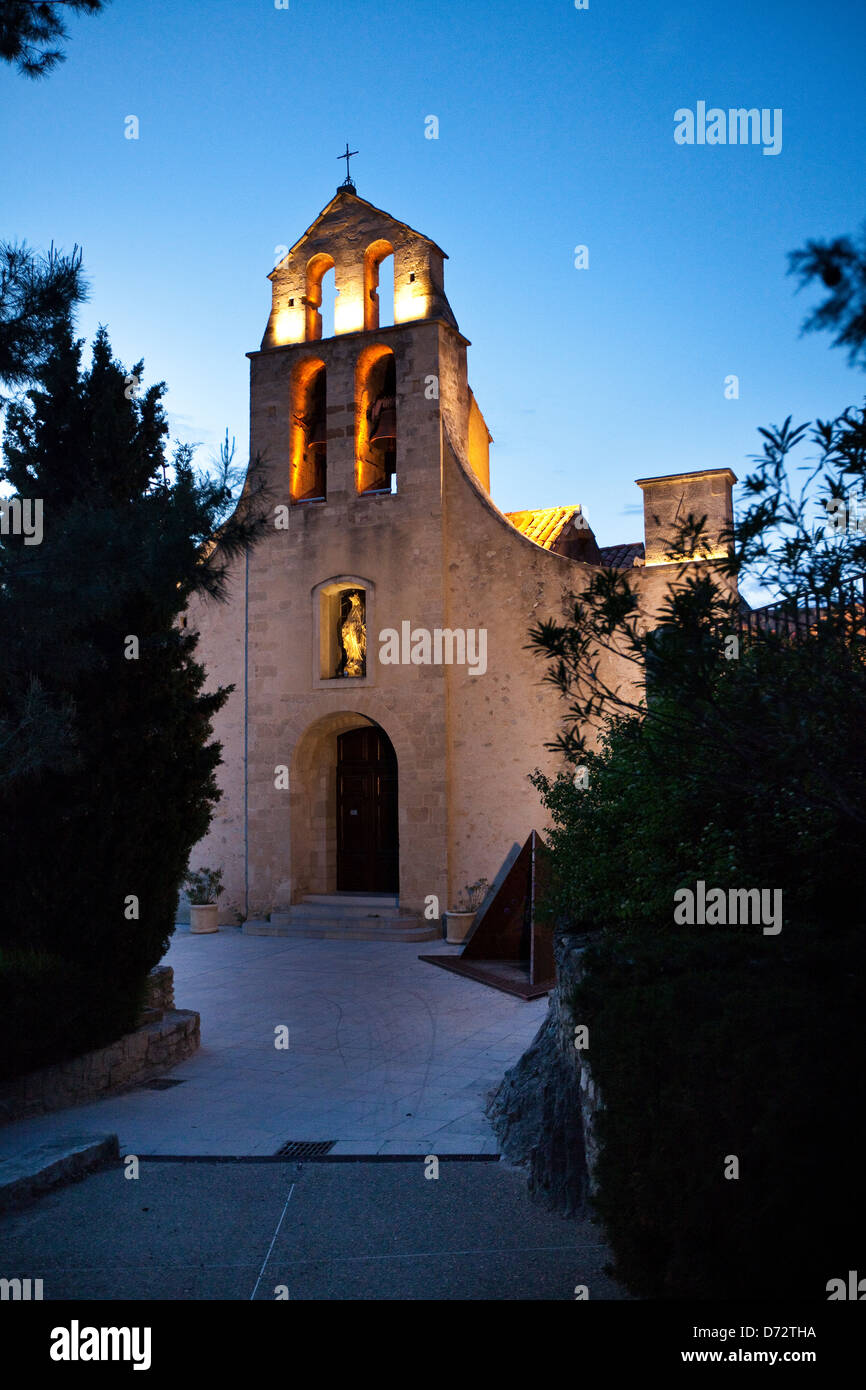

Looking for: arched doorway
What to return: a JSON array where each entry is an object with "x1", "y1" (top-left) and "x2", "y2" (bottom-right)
[
  {"x1": 336, "y1": 725, "x2": 398, "y2": 892},
  {"x1": 288, "y1": 712, "x2": 400, "y2": 901}
]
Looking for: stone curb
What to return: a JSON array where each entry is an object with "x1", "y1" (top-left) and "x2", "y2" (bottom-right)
[{"x1": 0, "y1": 1134, "x2": 120, "y2": 1212}]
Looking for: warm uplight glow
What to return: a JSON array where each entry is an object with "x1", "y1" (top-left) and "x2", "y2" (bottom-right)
[
  {"x1": 505, "y1": 506, "x2": 581, "y2": 550},
  {"x1": 290, "y1": 357, "x2": 327, "y2": 501},
  {"x1": 273, "y1": 306, "x2": 305, "y2": 345},
  {"x1": 334, "y1": 294, "x2": 364, "y2": 335},
  {"x1": 394, "y1": 285, "x2": 428, "y2": 323},
  {"x1": 644, "y1": 549, "x2": 728, "y2": 567},
  {"x1": 355, "y1": 343, "x2": 395, "y2": 493}
]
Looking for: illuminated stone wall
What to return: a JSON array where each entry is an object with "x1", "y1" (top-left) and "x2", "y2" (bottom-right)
[
  {"x1": 187, "y1": 191, "x2": 737, "y2": 926},
  {"x1": 637, "y1": 467, "x2": 735, "y2": 566},
  {"x1": 263, "y1": 188, "x2": 457, "y2": 350}
]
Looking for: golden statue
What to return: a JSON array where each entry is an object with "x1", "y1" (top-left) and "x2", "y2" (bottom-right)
[{"x1": 340, "y1": 590, "x2": 366, "y2": 677}]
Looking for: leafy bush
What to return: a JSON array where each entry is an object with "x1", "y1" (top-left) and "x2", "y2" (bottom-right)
[
  {"x1": 454, "y1": 878, "x2": 490, "y2": 912},
  {"x1": 564, "y1": 912, "x2": 863, "y2": 1296},
  {"x1": 531, "y1": 614, "x2": 866, "y2": 1298},
  {"x1": 183, "y1": 866, "x2": 224, "y2": 905},
  {"x1": 528, "y1": 377, "x2": 866, "y2": 1298},
  {"x1": 534, "y1": 631, "x2": 865, "y2": 941}
]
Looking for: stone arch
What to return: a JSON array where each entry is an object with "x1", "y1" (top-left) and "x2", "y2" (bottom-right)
[
  {"x1": 364, "y1": 239, "x2": 395, "y2": 330},
  {"x1": 304, "y1": 252, "x2": 335, "y2": 341},
  {"x1": 355, "y1": 342, "x2": 397, "y2": 495},
  {"x1": 287, "y1": 708, "x2": 405, "y2": 902}
]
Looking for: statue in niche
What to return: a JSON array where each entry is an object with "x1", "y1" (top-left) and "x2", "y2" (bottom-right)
[{"x1": 337, "y1": 589, "x2": 366, "y2": 678}]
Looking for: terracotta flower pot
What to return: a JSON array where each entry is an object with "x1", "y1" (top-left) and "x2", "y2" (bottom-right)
[
  {"x1": 444, "y1": 910, "x2": 476, "y2": 945},
  {"x1": 190, "y1": 904, "x2": 219, "y2": 934}
]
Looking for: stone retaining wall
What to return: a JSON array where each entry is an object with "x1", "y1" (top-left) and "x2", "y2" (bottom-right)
[
  {"x1": 142, "y1": 964, "x2": 175, "y2": 1014},
  {"x1": 487, "y1": 934, "x2": 602, "y2": 1212},
  {"x1": 0, "y1": 967, "x2": 200, "y2": 1124}
]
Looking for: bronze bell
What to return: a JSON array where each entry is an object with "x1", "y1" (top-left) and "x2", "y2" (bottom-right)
[
  {"x1": 306, "y1": 411, "x2": 327, "y2": 447},
  {"x1": 369, "y1": 394, "x2": 396, "y2": 443}
]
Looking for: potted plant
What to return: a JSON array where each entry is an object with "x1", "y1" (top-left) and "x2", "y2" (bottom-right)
[
  {"x1": 184, "y1": 866, "x2": 224, "y2": 934},
  {"x1": 443, "y1": 878, "x2": 489, "y2": 945}
]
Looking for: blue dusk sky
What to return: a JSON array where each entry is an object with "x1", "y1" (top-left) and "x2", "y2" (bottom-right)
[{"x1": 3, "y1": 0, "x2": 865, "y2": 547}]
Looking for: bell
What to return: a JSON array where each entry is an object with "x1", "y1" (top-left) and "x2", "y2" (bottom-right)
[
  {"x1": 369, "y1": 394, "x2": 396, "y2": 443},
  {"x1": 305, "y1": 369, "x2": 327, "y2": 447}
]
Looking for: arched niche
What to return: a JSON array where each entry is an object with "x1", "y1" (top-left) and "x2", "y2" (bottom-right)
[{"x1": 312, "y1": 574, "x2": 375, "y2": 686}]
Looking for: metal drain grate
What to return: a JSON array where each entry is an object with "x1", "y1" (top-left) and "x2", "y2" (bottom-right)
[
  {"x1": 274, "y1": 1140, "x2": 336, "y2": 1158},
  {"x1": 138, "y1": 1078, "x2": 188, "y2": 1090}
]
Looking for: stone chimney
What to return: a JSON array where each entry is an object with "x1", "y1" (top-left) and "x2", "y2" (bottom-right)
[{"x1": 635, "y1": 468, "x2": 736, "y2": 567}]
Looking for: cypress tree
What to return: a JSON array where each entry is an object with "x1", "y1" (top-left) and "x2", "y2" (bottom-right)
[{"x1": 0, "y1": 321, "x2": 266, "y2": 1076}]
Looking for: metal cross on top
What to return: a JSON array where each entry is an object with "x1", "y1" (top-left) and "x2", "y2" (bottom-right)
[{"x1": 337, "y1": 143, "x2": 358, "y2": 190}]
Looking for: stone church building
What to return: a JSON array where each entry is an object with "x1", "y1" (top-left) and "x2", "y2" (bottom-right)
[{"x1": 188, "y1": 182, "x2": 735, "y2": 936}]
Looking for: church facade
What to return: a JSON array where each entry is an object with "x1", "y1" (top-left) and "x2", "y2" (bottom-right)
[{"x1": 187, "y1": 184, "x2": 735, "y2": 932}]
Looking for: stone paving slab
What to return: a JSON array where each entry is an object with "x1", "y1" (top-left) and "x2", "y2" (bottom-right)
[
  {"x1": 0, "y1": 1159, "x2": 623, "y2": 1300},
  {"x1": 0, "y1": 930, "x2": 547, "y2": 1160}
]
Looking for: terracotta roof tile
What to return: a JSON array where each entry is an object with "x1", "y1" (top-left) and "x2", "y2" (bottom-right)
[
  {"x1": 504, "y1": 506, "x2": 583, "y2": 549},
  {"x1": 598, "y1": 542, "x2": 645, "y2": 569}
]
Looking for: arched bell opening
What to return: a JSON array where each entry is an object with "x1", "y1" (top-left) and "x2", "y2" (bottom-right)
[
  {"x1": 355, "y1": 344, "x2": 397, "y2": 496},
  {"x1": 290, "y1": 358, "x2": 327, "y2": 503},
  {"x1": 364, "y1": 239, "x2": 395, "y2": 331},
  {"x1": 304, "y1": 252, "x2": 335, "y2": 342}
]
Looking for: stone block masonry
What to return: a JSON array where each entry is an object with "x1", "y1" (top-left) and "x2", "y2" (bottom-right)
[{"x1": 0, "y1": 967, "x2": 199, "y2": 1124}]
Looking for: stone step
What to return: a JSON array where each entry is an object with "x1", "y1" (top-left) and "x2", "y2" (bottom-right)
[
  {"x1": 301, "y1": 894, "x2": 398, "y2": 909},
  {"x1": 244, "y1": 917, "x2": 439, "y2": 942},
  {"x1": 0, "y1": 1135, "x2": 120, "y2": 1212},
  {"x1": 285, "y1": 905, "x2": 402, "y2": 921},
  {"x1": 278, "y1": 916, "x2": 412, "y2": 930},
  {"x1": 265, "y1": 912, "x2": 423, "y2": 930}
]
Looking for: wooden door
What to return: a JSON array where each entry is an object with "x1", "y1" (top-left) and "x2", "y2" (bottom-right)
[{"x1": 336, "y1": 727, "x2": 398, "y2": 892}]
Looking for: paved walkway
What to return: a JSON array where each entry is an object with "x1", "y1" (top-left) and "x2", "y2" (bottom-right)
[
  {"x1": 0, "y1": 1157, "x2": 623, "y2": 1300},
  {"x1": 0, "y1": 928, "x2": 547, "y2": 1160}
]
